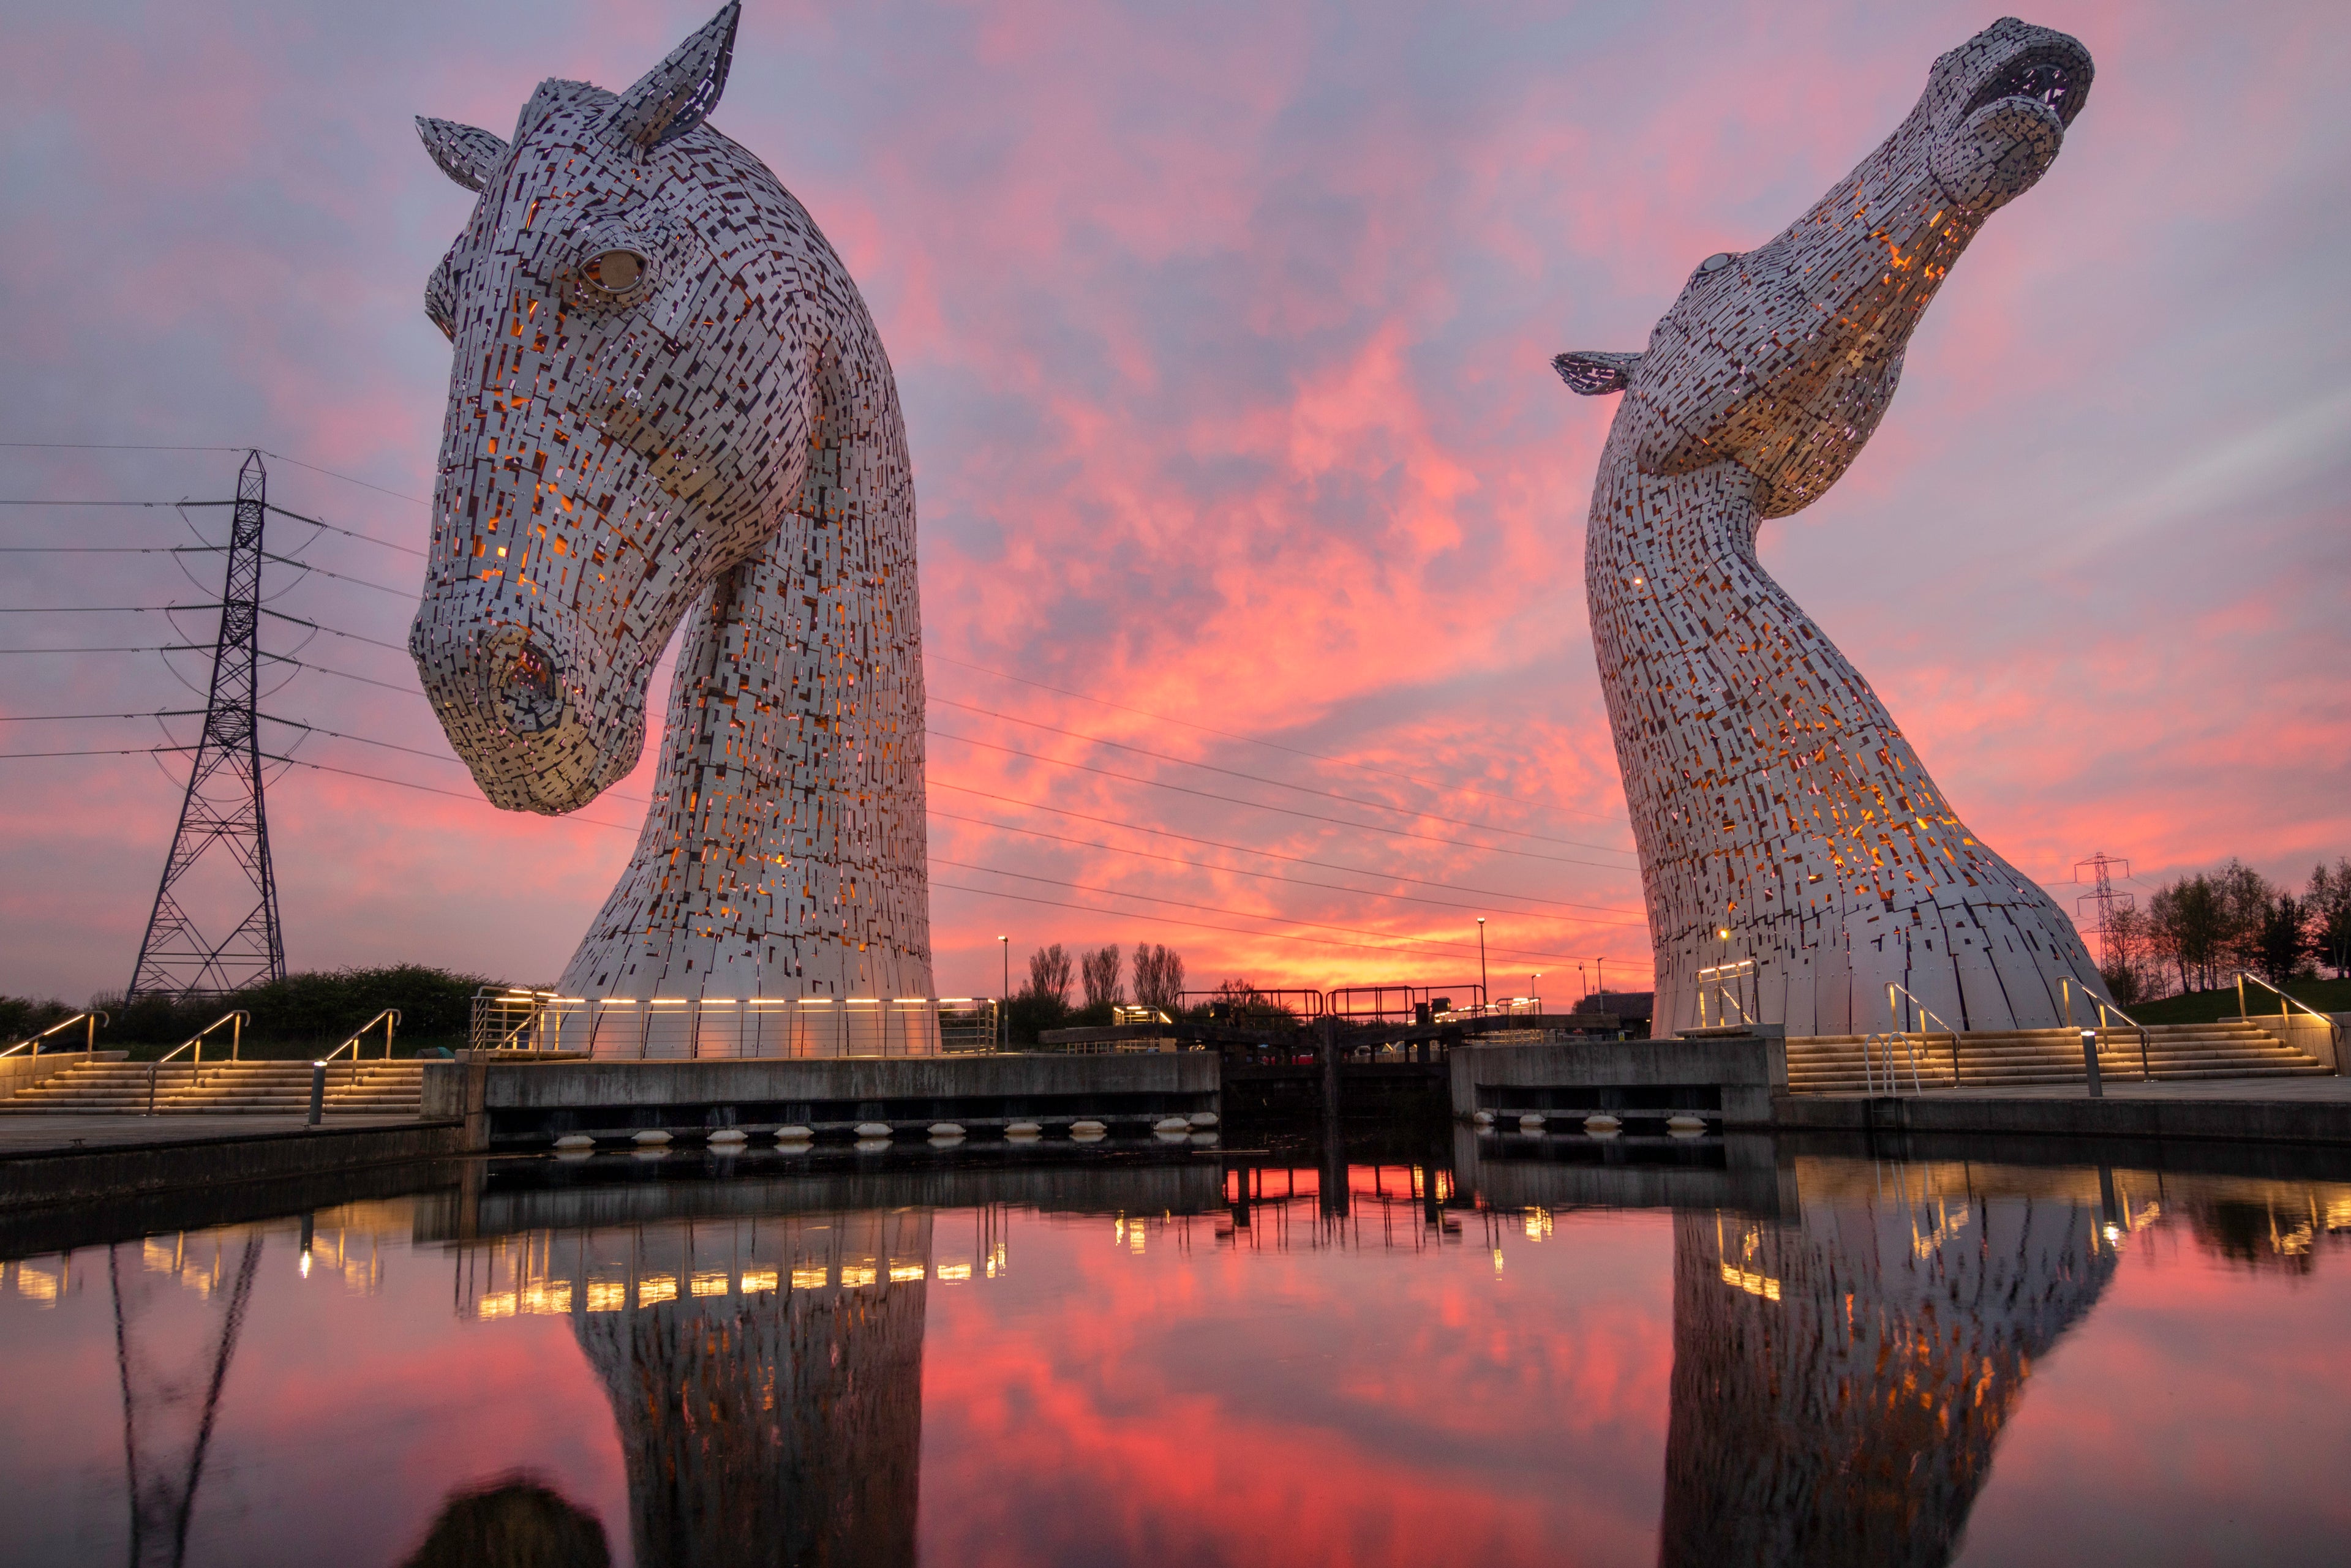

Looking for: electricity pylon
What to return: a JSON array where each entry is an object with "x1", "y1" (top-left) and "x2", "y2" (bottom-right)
[
  {"x1": 2074, "y1": 852, "x2": 2132, "y2": 972},
  {"x1": 126, "y1": 451, "x2": 285, "y2": 999}
]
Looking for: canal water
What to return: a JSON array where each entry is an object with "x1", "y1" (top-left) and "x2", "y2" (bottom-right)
[{"x1": 2, "y1": 1133, "x2": 2345, "y2": 1566}]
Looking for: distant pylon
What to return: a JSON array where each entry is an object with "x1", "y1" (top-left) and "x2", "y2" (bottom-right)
[
  {"x1": 2073, "y1": 852, "x2": 2133, "y2": 972},
  {"x1": 126, "y1": 451, "x2": 285, "y2": 1000}
]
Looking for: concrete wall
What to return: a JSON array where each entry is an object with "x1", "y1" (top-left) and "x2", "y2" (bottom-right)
[
  {"x1": 1450, "y1": 1036, "x2": 1788, "y2": 1126},
  {"x1": 424, "y1": 1052, "x2": 1219, "y2": 1147},
  {"x1": 2240, "y1": 1010, "x2": 2347, "y2": 1073},
  {"x1": 0, "y1": 1049, "x2": 125, "y2": 1098}
]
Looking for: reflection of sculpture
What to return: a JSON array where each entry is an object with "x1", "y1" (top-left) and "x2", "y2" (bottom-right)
[
  {"x1": 410, "y1": 2, "x2": 933, "y2": 1004},
  {"x1": 577, "y1": 1210, "x2": 930, "y2": 1567},
  {"x1": 1557, "y1": 20, "x2": 2105, "y2": 1035},
  {"x1": 1658, "y1": 1184, "x2": 2113, "y2": 1567}
]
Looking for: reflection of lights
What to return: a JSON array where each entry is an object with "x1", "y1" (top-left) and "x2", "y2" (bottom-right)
[
  {"x1": 14, "y1": 1265, "x2": 59, "y2": 1303},
  {"x1": 691, "y1": 1270, "x2": 729, "y2": 1297},
  {"x1": 791, "y1": 1267, "x2": 828, "y2": 1290},
  {"x1": 588, "y1": 1281, "x2": 628, "y2": 1311},
  {"x1": 985, "y1": 1242, "x2": 1008, "y2": 1279},
  {"x1": 936, "y1": 1262, "x2": 972, "y2": 1281},
  {"x1": 1720, "y1": 1264, "x2": 1781, "y2": 1301},
  {"x1": 2103, "y1": 1224, "x2": 2123, "y2": 1243},
  {"x1": 638, "y1": 1274, "x2": 679, "y2": 1306},
  {"x1": 740, "y1": 1269, "x2": 779, "y2": 1294},
  {"x1": 840, "y1": 1265, "x2": 878, "y2": 1288},
  {"x1": 1492, "y1": 1249, "x2": 1505, "y2": 1277},
  {"x1": 889, "y1": 1261, "x2": 926, "y2": 1282},
  {"x1": 299, "y1": 1251, "x2": 312, "y2": 1280},
  {"x1": 1523, "y1": 1207, "x2": 1553, "y2": 1240}
]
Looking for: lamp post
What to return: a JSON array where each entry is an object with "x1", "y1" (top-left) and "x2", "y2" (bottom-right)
[
  {"x1": 998, "y1": 936, "x2": 1009, "y2": 1050},
  {"x1": 1476, "y1": 918, "x2": 1488, "y2": 1013},
  {"x1": 1532, "y1": 972, "x2": 1541, "y2": 1014}
]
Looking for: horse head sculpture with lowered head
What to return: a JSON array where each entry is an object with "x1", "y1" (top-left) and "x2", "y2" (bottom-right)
[
  {"x1": 410, "y1": 2, "x2": 933, "y2": 1012},
  {"x1": 1557, "y1": 18, "x2": 2106, "y2": 1037}
]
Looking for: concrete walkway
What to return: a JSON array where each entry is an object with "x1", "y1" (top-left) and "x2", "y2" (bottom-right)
[
  {"x1": 1804, "y1": 1077, "x2": 2351, "y2": 1103},
  {"x1": 0, "y1": 1113, "x2": 422, "y2": 1157}
]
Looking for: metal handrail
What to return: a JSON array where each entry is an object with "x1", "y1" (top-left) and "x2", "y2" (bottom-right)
[
  {"x1": 2060, "y1": 977, "x2": 2153, "y2": 1080},
  {"x1": 1886, "y1": 982, "x2": 1963, "y2": 1087},
  {"x1": 2235, "y1": 971, "x2": 2345, "y2": 1057},
  {"x1": 320, "y1": 1007, "x2": 399, "y2": 1087},
  {"x1": 1862, "y1": 1032, "x2": 1924, "y2": 1096},
  {"x1": 146, "y1": 1011, "x2": 247, "y2": 1112},
  {"x1": 0, "y1": 1009, "x2": 108, "y2": 1062}
]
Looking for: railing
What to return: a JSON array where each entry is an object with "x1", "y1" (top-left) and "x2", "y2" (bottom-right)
[
  {"x1": 468, "y1": 989, "x2": 998, "y2": 1059},
  {"x1": 318, "y1": 1010, "x2": 401, "y2": 1086},
  {"x1": 2235, "y1": 971, "x2": 2345, "y2": 1059},
  {"x1": 1862, "y1": 1032, "x2": 1924, "y2": 1096},
  {"x1": 2059, "y1": 977, "x2": 2153, "y2": 1081},
  {"x1": 146, "y1": 1011, "x2": 248, "y2": 1112},
  {"x1": 1695, "y1": 960, "x2": 1757, "y2": 1030},
  {"x1": 1886, "y1": 981, "x2": 1964, "y2": 1087},
  {"x1": 0, "y1": 1009, "x2": 108, "y2": 1062}
]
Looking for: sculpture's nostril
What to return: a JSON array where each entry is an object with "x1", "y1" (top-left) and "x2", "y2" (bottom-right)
[{"x1": 499, "y1": 640, "x2": 566, "y2": 734}]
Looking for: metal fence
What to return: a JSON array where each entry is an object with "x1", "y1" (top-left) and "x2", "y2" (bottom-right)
[{"x1": 468, "y1": 989, "x2": 1000, "y2": 1059}]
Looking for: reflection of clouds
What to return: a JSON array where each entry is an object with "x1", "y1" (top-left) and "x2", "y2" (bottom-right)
[{"x1": 1660, "y1": 1174, "x2": 2115, "y2": 1568}]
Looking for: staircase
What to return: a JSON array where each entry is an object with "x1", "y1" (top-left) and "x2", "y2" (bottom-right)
[
  {"x1": 1787, "y1": 1019, "x2": 2330, "y2": 1095},
  {"x1": 0, "y1": 1059, "x2": 426, "y2": 1116}
]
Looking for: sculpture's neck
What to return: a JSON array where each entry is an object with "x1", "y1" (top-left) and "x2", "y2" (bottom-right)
[{"x1": 562, "y1": 337, "x2": 931, "y2": 1003}]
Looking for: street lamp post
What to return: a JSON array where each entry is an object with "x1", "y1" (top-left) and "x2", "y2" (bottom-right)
[
  {"x1": 998, "y1": 936, "x2": 1009, "y2": 1050},
  {"x1": 1476, "y1": 918, "x2": 1488, "y2": 1013}
]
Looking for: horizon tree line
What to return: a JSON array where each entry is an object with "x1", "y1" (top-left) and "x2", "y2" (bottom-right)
[{"x1": 2097, "y1": 858, "x2": 2351, "y2": 1005}]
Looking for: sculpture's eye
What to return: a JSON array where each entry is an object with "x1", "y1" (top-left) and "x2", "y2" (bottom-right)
[
  {"x1": 576, "y1": 246, "x2": 652, "y2": 305},
  {"x1": 589, "y1": 249, "x2": 642, "y2": 290},
  {"x1": 1697, "y1": 252, "x2": 1736, "y2": 277}
]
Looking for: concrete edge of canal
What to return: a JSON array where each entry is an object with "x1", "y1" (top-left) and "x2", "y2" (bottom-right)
[{"x1": 0, "y1": 1119, "x2": 470, "y2": 1211}]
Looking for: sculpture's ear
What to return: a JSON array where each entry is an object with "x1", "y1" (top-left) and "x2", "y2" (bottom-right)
[
  {"x1": 1553, "y1": 351, "x2": 1642, "y2": 396},
  {"x1": 609, "y1": 1, "x2": 741, "y2": 149},
  {"x1": 416, "y1": 117, "x2": 509, "y2": 192}
]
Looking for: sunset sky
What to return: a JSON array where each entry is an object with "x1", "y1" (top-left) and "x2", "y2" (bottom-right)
[{"x1": 1, "y1": 0, "x2": 2344, "y2": 1007}]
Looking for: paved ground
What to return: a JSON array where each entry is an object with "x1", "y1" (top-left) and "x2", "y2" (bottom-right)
[
  {"x1": 0, "y1": 1114, "x2": 424, "y2": 1156},
  {"x1": 1807, "y1": 1077, "x2": 2351, "y2": 1103}
]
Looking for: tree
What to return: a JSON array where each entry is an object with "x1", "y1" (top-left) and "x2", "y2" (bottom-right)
[
  {"x1": 1080, "y1": 944, "x2": 1123, "y2": 1010},
  {"x1": 2311, "y1": 859, "x2": 2351, "y2": 979},
  {"x1": 2098, "y1": 904, "x2": 2154, "y2": 1006},
  {"x1": 2254, "y1": 891, "x2": 2311, "y2": 985},
  {"x1": 1132, "y1": 944, "x2": 1184, "y2": 1012},
  {"x1": 2150, "y1": 874, "x2": 2226, "y2": 994},
  {"x1": 2213, "y1": 860, "x2": 2271, "y2": 978},
  {"x1": 1025, "y1": 943, "x2": 1074, "y2": 1009}
]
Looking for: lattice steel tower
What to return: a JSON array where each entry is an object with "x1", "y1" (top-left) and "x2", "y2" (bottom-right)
[
  {"x1": 2074, "y1": 852, "x2": 2133, "y2": 972},
  {"x1": 127, "y1": 451, "x2": 285, "y2": 999}
]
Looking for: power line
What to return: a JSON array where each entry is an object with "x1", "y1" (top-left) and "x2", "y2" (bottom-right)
[
  {"x1": 259, "y1": 451, "x2": 432, "y2": 508},
  {"x1": 930, "y1": 877, "x2": 1626, "y2": 964},
  {"x1": 930, "y1": 648, "x2": 1630, "y2": 828},
  {"x1": 257, "y1": 607, "x2": 410, "y2": 655},
  {"x1": 0, "y1": 442, "x2": 252, "y2": 452},
  {"x1": 931, "y1": 693, "x2": 1631, "y2": 855},
  {"x1": 930, "y1": 856, "x2": 1609, "y2": 962},
  {"x1": 0, "y1": 710, "x2": 205, "y2": 722},
  {"x1": 930, "y1": 727, "x2": 1632, "y2": 872},
  {"x1": 927, "y1": 805, "x2": 1643, "y2": 926},
  {"x1": 926, "y1": 778, "x2": 1638, "y2": 913}
]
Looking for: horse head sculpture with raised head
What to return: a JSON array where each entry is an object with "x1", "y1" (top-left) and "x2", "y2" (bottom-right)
[
  {"x1": 411, "y1": 2, "x2": 933, "y2": 1009},
  {"x1": 1559, "y1": 18, "x2": 2105, "y2": 1035}
]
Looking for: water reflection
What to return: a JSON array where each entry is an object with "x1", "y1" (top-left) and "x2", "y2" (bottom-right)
[
  {"x1": 402, "y1": 1478, "x2": 611, "y2": 1568},
  {"x1": 1658, "y1": 1166, "x2": 2120, "y2": 1568},
  {"x1": 466, "y1": 1214, "x2": 930, "y2": 1568},
  {"x1": 0, "y1": 1142, "x2": 2347, "y2": 1566}
]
